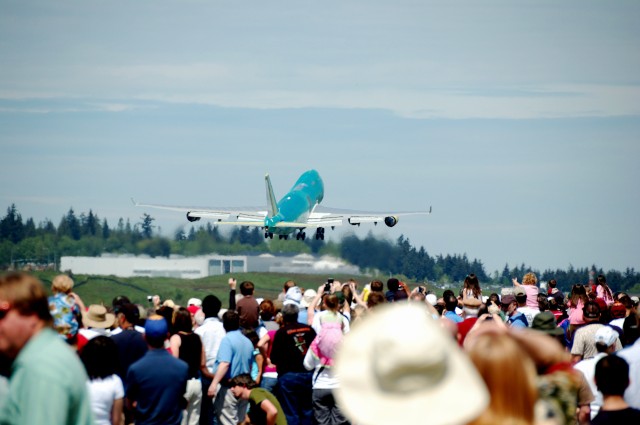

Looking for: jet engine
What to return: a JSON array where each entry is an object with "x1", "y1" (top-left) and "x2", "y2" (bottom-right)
[
  {"x1": 384, "y1": 216, "x2": 399, "y2": 227},
  {"x1": 186, "y1": 212, "x2": 201, "y2": 222}
]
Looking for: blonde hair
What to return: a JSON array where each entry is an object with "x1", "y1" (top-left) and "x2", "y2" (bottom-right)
[
  {"x1": 522, "y1": 272, "x2": 538, "y2": 287},
  {"x1": 51, "y1": 274, "x2": 74, "y2": 294},
  {"x1": 466, "y1": 333, "x2": 538, "y2": 425}
]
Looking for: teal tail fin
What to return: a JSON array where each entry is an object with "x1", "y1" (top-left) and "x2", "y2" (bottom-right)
[{"x1": 265, "y1": 173, "x2": 278, "y2": 217}]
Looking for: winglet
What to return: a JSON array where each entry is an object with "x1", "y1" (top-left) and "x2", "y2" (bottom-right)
[
  {"x1": 131, "y1": 198, "x2": 138, "y2": 206},
  {"x1": 265, "y1": 173, "x2": 279, "y2": 217}
]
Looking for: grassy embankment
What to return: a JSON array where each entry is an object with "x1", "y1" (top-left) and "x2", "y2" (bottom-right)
[{"x1": 31, "y1": 271, "x2": 428, "y2": 307}]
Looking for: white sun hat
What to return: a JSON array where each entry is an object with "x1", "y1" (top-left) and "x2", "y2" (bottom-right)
[{"x1": 334, "y1": 303, "x2": 489, "y2": 425}]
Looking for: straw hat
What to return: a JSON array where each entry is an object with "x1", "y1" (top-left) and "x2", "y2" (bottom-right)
[
  {"x1": 83, "y1": 305, "x2": 116, "y2": 329},
  {"x1": 334, "y1": 303, "x2": 489, "y2": 425}
]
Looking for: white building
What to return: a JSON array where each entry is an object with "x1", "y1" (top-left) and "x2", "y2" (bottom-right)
[
  {"x1": 60, "y1": 254, "x2": 247, "y2": 279},
  {"x1": 60, "y1": 253, "x2": 359, "y2": 279}
]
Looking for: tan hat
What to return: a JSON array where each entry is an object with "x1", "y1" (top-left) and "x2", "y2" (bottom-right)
[
  {"x1": 83, "y1": 305, "x2": 116, "y2": 329},
  {"x1": 334, "y1": 303, "x2": 489, "y2": 425}
]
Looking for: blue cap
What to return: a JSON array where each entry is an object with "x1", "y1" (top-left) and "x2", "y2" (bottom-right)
[{"x1": 144, "y1": 315, "x2": 168, "y2": 339}]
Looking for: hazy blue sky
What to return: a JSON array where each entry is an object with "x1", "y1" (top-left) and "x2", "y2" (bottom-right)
[{"x1": 1, "y1": 1, "x2": 639, "y2": 275}]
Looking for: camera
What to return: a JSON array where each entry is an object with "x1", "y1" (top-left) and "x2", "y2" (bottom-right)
[
  {"x1": 418, "y1": 286, "x2": 425, "y2": 294},
  {"x1": 324, "y1": 278, "x2": 334, "y2": 292},
  {"x1": 147, "y1": 295, "x2": 153, "y2": 302}
]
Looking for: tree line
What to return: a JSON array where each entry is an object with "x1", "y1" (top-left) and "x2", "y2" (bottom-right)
[{"x1": 1, "y1": 204, "x2": 639, "y2": 293}]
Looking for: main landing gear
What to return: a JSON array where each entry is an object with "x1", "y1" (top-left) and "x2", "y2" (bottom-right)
[
  {"x1": 296, "y1": 231, "x2": 306, "y2": 240},
  {"x1": 264, "y1": 231, "x2": 274, "y2": 239},
  {"x1": 314, "y1": 227, "x2": 325, "y2": 240}
]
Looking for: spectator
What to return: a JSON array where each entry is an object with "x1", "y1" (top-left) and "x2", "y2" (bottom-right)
[
  {"x1": 462, "y1": 273, "x2": 482, "y2": 303},
  {"x1": 548, "y1": 278, "x2": 565, "y2": 304},
  {"x1": 126, "y1": 315, "x2": 189, "y2": 425},
  {"x1": 503, "y1": 294, "x2": 528, "y2": 328},
  {"x1": 78, "y1": 304, "x2": 116, "y2": 351},
  {"x1": 194, "y1": 294, "x2": 226, "y2": 425},
  {"x1": 618, "y1": 319, "x2": 640, "y2": 409},
  {"x1": 170, "y1": 307, "x2": 205, "y2": 425},
  {"x1": 270, "y1": 303, "x2": 317, "y2": 425},
  {"x1": 595, "y1": 275, "x2": 614, "y2": 307},
  {"x1": 48, "y1": 274, "x2": 85, "y2": 345},
  {"x1": 514, "y1": 286, "x2": 539, "y2": 327},
  {"x1": 111, "y1": 295, "x2": 145, "y2": 335},
  {"x1": 80, "y1": 335, "x2": 124, "y2": 425},
  {"x1": 512, "y1": 272, "x2": 540, "y2": 310},
  {"x1": 443, "y1": 293, "x2": 462, "y2": 323},
  {"x1": 571, "y1": 301, "x2": 622, "y2": 363},
  {"x1": 237, "y1": 281, "x2": 260, "y2": 330},
  {"x1": 574, "y1": 326, "x2": 620, "y2": 420},
  {"x1": 259, "y1": 299, "x2": 279, "y2": 331},
  {"x1": 229, "y1": 374, "x2": 286, "y2": 425},
  {"x1": 207, "y1": 310, "x2": 254, "y2": 425},
  {"x1": 567, "y1": 284, "x2": 589, "y2": 343},
  {"x1": 334, "y1": 303, "x2": 489, "y2": 425},
  {"x1": 591, "y1": 355, "x2": 640, "y2": 424},
  {"x1": 111, "y1": 303, "x2": 148, "y2": 381},
  {"x1": 384, "y1": 278, "x2": 408, "y2": 302},
  {"x1": 0, "y1": 272, "x2": 93, "y2": 424}
]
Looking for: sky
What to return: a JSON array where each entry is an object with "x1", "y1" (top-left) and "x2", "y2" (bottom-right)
[{"x1": 1, "y1": 0, "x2": 639, "y2": 276}]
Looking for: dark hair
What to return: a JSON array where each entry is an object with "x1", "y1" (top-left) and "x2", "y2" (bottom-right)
[
  {"x1": 324, "y1": 294, "x2": 340, "y2": 312},
  {"x1": 112, "y1": 295, "x2": 131, "y2": 310},
  {"x1": 240, "y1": 281, "x2": 255, "y2": 296},
  {"x1": 370, "y1": 280, "x2": 384, "y2": 292},
  {"x1": 243, "y1": 329, "x2": 259, "y2": 347},
  {"x1": 80, "y1": 336, "x2": 119, "y2": 379},
  {"x1": 119, "y1": 303, "x2": 140, "y2": 325},
  {"x1": 583, "y1": 300, "x2": 601, "y2": 320},
  {"x1": 387, "y1": 278, "x2": 399, "y2": 292},
  {"x1": 202, "y1": 295, "x2": 222, "y2": 318},
  {"x1": 548, "y1": 279, "x2": 557, "y2": 288},
  {"x1": 223, "y1": 310, "x2": 240, "y2": 332},
  {"x1": 229, "y1": 373, "x2": 258, "y2": 389},
  {"x1": 156, "y1": 306, "x2": 175, "y2": 333},
  {"x1": 595, "y1": 355, "x2": 629, "y2": 396},
  {"x1": 445, "y1": 294, "x2": 458, "y2": 311},
  {"x1": 173, "y1": 307, "x2": 193, "y2": 333}
]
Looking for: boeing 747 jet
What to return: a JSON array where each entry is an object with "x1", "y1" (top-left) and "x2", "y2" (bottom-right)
[{"x1": 133, "y1": 170, "x2": 431, "y2": 240}]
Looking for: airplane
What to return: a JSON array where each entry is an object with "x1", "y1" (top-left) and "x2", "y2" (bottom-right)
[{"x1": 133, "y1": 169, "x2": 431, "y2": 241}]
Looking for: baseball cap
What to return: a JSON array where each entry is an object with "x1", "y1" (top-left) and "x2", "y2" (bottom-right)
[
  {"x1": 514, "y1": 287, "x2": 526, "y2": 297},
  {"x1": 594, "y1": 326, "x2": 619, "y2": 347}
]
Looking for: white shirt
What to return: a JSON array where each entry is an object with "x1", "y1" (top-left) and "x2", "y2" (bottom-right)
[
  {"x1": 574, "y1": 353, "x2": 606, "y2": 419},
  {"x1": 618, "y1": 338, "x2": 640, "y2": 409},
  {"x1": 87, "y1": 374, "x2": 124, "y2": 425},
  {"x1": 517, "y1": 306, "x2": 540, "y2": 328},
  {"x1": 194, "y1": 317, "x2": 226, "y2": 373}
]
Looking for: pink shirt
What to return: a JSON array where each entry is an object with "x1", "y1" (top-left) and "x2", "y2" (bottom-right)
[
  {"x1": 523, "y1": 285, "x2": 539, "y2": 309},
  {"x1": 568, "y1": 298, "x2": 586, "y2": 325}
]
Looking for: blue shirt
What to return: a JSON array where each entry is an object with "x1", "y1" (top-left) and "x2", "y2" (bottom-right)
[
  {"x1": 214, "y1": 330, "x2": 254, "y2": 380},
  {"x1": 444, "y1": 311, "x2": 463, "y2": 323}
]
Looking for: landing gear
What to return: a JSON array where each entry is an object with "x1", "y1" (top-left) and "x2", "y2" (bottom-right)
[
  {"x1": 264, "y1": 232, "x2": 274, "y2": 239},
  {"x1": 296, "y1": 231, "x2": 306, "y2": 241},
  {"x1": 278, "y1": 234, "x2": 289, "y2": 240},
  {"x1": 315, "y1": 227, "x2": 325, "y2": 240}
]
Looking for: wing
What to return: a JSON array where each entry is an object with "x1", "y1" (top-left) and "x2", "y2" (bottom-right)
[
  {"x1": 310, "y1": 205, "x2": 432, "y2": 226},
  {"x1": 131, "y1": 199, "x2": 267, "y2": 224}
]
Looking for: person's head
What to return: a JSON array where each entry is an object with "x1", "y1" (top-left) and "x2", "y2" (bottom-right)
[
  {"x1": 514, "y1": 287, "x2": 527, "y2": 306},
  {"x1": 409, "y1": 292, "x2": 426, "y2": 302},
  {"x1": 51, "y1": 274, "x2": 74, "y2": 294},
  {"x1": 571, "y1": 284, "x2": 587, "y2": 302},
  {"x1": 548, "y1": 279, "x2": 557, "y2": 289},
  {"x1": 464, "y1": 274, "x2": 481, "y2": 295},
  {"x1": 386, "y1": 278, "x2": 399, "y2": 292},
  {"x1": 594, "y1": 326, "x2": 619, "y2": 354},
  {"x1": 283, "y1": 280, "x2": 296, "y2": 293},
  {"x1": 596, "y1": 274, "x2": 607, "y2": 287},
  {"x1": 244, "y1": 329, "x2": 260, "y2": 348},
  {"x1": 488, "y1": 293, "x2": 500, "y2": 307},
  {"x1": 582, "y1": 300, "x2": 601, "y2": 323},
  {"x1": 281, "y1": 303, "x2": 299, "y2": 324},
  {"x1": 240, "y1": 281, "x2": 255, "y2": 296},
  {"x1": 324, "y1": 293, "x2": 341, "y2": 312},
  {"x1": 259, "y1": 299, "x2": 276, "y2": 321},
  {"x1": 0, "y1": 272, "x2": 52, "y2": 359},
  {"x1": 366, "y1": 292, "x2": 386, "y2": 309},
  {"x1": 80, "y1": 335, "x2": 119, "y2": 380},
  {"x1": 595, "y1": 355, "x2": 630, "y2": 396},
  {"x1": 202, "y1": 295, "x2": 222, "y2": 319},
  {"x1": 522, "y1": 272, "x2": 537, "y2": 286},
  {"x1": 144, "y1": 315, "x2": 169, "y2": 348},
  {"x1": 445, "y1": 294, "x2": 458, "y2": 312},
  {"x1": 173, "y1": 307, "x2": 193, "y2": 333},
  {"x1": 537, "y1": 294, "x2": 549, "y2": 312},
  {"x1": 229, "y1": 373, "x2": 257, "y2": 399},
  {"x1": 118, "y1": 303, "x2": 140, "y2": 327},
  {"x1": 370, "y1": 280, "x2": 384, "y2": 292},
  {"x1": 222, "y1": 310, "x2": 240, "y2": 332},
  {"x1": 466, "y1": 333, "x2": 538, "y2": 425}
]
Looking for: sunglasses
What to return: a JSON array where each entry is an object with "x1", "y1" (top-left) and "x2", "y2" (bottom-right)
[{"x1": 0, "y1": 305, "x2": 10, "y2": 320}]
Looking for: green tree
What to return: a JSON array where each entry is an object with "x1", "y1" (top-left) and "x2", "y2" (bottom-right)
[
  {"x1": 140, "y1": 214, "x2": 155, "y2": 239},
  {"x1": 0, "y1": 204, "x2": 25, "y2": 243}
]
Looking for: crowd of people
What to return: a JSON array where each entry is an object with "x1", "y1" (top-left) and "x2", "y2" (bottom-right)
[{"x1": 0, "y1": 271, "x2": 639, "y2": 425}]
